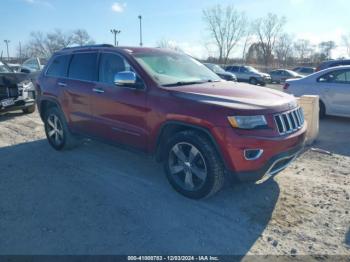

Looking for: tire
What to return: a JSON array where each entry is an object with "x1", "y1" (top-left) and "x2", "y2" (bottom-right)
[
  {"x1": 163, "y1": 130, "x2": 225, "y2": 199},
  {"x1": 319, "y1": 100, "x2": 326, "y2": 118},
  {"x1": 22, "y1": 105, "x2": 36, "y2": 114},
  {"x1": 249, "y1": 77, "x2": 258, "y2": 85},
  {"x1": 44, "y1": 107, "x2": 80, "y2": 150}
]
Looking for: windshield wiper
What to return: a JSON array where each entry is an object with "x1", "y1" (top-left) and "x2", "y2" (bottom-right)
[
  {"x1": 162, "y1": 81, "x2": 206, "y2": 87},
  {"x1": 162, "y1": 79, "x2": 220, "y2": 87}
]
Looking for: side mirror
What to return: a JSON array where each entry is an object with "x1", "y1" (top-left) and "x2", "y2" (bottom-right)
[
  {"x1": 21, "y1": 68, "x2": 31, "y2": 74},
  {"x1": 114, "y1": 71, "x2": 137, "y2": 86}
]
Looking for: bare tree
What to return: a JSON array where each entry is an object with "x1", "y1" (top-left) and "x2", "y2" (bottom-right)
[
  {"x1": 253, "y1": 13, "x2": 286, "y2": 66},
  {"x1": 156, "y1": 39, "x2": 183, "y2": 52},
  {"x1": 72, "y1": 29, "x2": 95, "y2": 46},
  {"x1": 319, "y1": 41, "x2": 336, "y2": 60},
  {"x1": 241, "y1": 26, "x2": 253, "y2": 62},
  {"x1": 45, "y1": 29, "x2": 73, "y2": 54},
  {"x1": 293, "y1": 39, "x2": 313, "y2": 62},
  {"x1": 203, "y1": 4, "x2": 247, "y2": 64},
  {"x1": 275, "y1": 34, "x2": 293, "y2": 67},
  {"x1": 342, "y1": 34, "x2": 350, "y2": 57},
  {"x1": 24, "y1": 29, "x2": 95, "y2": 58},
  {"x1": 25, "y1": 31, "x2": 50, "y2": 57}
]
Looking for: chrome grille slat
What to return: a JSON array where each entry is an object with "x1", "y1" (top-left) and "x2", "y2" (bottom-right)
[{"x1": 274, "y1": 107, "x2": 304, "y2": 135}]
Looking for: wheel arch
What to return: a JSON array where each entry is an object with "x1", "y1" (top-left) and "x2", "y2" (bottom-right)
[
  {"x1": 155, "y1": 121, "x2": 226, "y2": 167},
  {"x1": 39, "y1": 98, "x2": 63, "y2": 121}
]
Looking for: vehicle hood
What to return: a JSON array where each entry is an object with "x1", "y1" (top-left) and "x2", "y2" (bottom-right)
[
  {"x1": 0, "y1": 72, "x2": 29, "y2": 87},
  {"x1": 259, "y1": 72, "x2": 271, "y2": 77},
  {"x1": 166, "y1": 81, "x2": 297, "y2": 112},
  {"x1": 218, "y1": 71, "x2": 235, "y2": 77}
]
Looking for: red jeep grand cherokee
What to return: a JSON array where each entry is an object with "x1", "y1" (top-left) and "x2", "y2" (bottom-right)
[{"x1": 36, "y1": 44, "x2": 306, "y2": 199}]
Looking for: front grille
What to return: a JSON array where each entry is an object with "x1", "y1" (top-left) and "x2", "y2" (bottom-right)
[{"x1": 274, "y1": 107, "x2": 304, "y2": 135}]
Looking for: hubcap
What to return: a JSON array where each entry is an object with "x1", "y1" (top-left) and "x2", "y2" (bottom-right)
[
  {"x1": 47, "y1": 114, "x2": 64, "y2": 146},
  {"x1": 168, "y1": 142, "x2": 207, "y2": 191}
]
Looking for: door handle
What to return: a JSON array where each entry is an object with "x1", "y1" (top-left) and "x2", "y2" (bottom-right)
[
  {"x1": 92, "y1": 88, "x2": 105, "y2": 94},
  {"x1": 58, "y1": 82, "x2": 67, "y2": 87}
]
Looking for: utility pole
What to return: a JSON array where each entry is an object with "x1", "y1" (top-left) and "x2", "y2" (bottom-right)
[
  {"x1": 110, "y1": 29, "x2": 121, "y2": 46},
  {"x1": 138, "y1": 15, "x2": 143, "y2": 46},
  {"x1": 19, "y1": 41, "x2": 22, "y2": 62},
  {"x1": 4, "y1": 40, "x2": 10, "y2": 61}
]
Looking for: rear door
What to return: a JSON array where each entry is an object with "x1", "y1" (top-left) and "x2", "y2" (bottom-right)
[
  {"x1": 318, "y1": 69, "x2": 350, "y2": 116},
  {"x1": 90, "y1": 52, "x2": 149, "y2": 150},
  {"x1": 64, "y1": 52, "x2": 98, "y2": 134}
]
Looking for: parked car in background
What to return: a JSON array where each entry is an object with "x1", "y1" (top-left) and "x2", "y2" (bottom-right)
[
  {"x1": 20, "y1": 57, "x2": 47, "y2": 74},
  {"x1": 225, "y1": 65, "x2": 271, "y2": 86},
  {"x1": 316, "y1": 59, "x2": 350, "y2": 72},
  {"x1": 204, "y1": 63, "x2": 237, "y2": 81},
  {"x1": 269, "y1": 69, "x2": 303, "y2": 83},
  {"x1": 19, "y1": 57, "x2": 48, "y2": 82},
  {"x1": 36, "y1": 45, "x2": 306, "y2": 199},
  {"x1": 7, "y1": 63, "x2": 21, "y2": 73},
  {"x1": 293, "y1": 67, "x2": 315, "y2": 76},
  {"x1": 0, "y1": 60, "x2": 36, "y2": 114},
  {"x1": 285, "y1": 65, "x2": 350, "y2": 118}
]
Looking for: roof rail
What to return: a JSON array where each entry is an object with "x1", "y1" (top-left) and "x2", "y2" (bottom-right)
[{"x1": 61, "y1": 44, "x2": 115, "y2": 51}]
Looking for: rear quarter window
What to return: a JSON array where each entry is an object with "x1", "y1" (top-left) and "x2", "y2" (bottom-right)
[
  {"x1": 46, "y1": 55, "x2": 70, "y2": 77},
  {"x1": 68, "y1": 52, "x2": 98, "y2": 81}
]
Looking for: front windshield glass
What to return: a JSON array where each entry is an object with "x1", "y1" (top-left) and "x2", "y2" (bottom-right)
[
  {"x1": 133, "y1": 52, "x2": 221, "y2": 86},
  {"x1": 212, "y1": 64, "x2": 226, "y2": 74},
  {"x1": 0, "y1": 61, "x2": 11, "y2": 73},
  {"x1": 286, "y1": 70, "x2": 299, "y2": 76},
  {"x1": 246, "y1": 66, "x2": 260, "y2": 73}
]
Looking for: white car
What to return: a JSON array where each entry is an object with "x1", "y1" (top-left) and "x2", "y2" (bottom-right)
[{"x1": 284, "y1": 65, "x2": 350, "y2": 118}]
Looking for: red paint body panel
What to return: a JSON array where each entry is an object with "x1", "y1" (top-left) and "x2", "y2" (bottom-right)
[{"x1": 37, "y1": 46, "x2": 306, "y2": 178}]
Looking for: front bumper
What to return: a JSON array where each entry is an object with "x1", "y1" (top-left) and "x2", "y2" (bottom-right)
[
  {"x1": 233, "y1": 144, "x2": 303, "y2": 181},
  {"x1": 0, "y1": 90, "x2": 36, "y2": 113},
  {"x1": 211, "y1": 124, "x2": 307, "y2": 182},
  {"x1": 259, "y1": 77, "x2": 272, "y2": 84}
]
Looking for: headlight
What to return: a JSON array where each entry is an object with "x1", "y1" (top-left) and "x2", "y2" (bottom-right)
[
  {"x1": 228, "y1": 115, "x2": 267, "y2": 129},
  {"x1": 18, "y1": 80, "x2": 34, "y2": 90}
]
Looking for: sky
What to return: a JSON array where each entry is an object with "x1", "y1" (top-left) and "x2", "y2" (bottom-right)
[{"x1": 0, "y1": 0, "x2": 349, "y2": 59}]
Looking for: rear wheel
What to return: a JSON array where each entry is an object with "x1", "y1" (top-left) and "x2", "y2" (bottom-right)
[
  {"x1": 164, "y1": 131, "x2": 225, "y2": 199},
  {"x1": 22, "y1": 105, "x2": 36, "y2": 114},
  {"x1": 44, "y1": 107, "x2": 80, "y2": 150}
]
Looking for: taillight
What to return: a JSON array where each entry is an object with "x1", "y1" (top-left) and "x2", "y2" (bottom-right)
[
  {"x1": 316, "y1": 66, "x2": 321, "y2": 72},
  {"x1": 283, "y1": 83, "x2": 290, "y2": 90}
]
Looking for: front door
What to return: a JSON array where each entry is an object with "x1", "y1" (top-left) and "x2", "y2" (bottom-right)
[
  {"x1": 91, "y1": 52, "x2": 149, "y2": 150},
  {"x1": 319, "y1": 69, "x2": 350, "y2": 116}
]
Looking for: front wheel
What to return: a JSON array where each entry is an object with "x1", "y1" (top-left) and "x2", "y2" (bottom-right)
[
  {"x1": 22, "y1": 105, "x2": 36, "y2": 114},
  {"x1": 164, "y1": 131, "x2": 225, "y2": 199},
  {"x1": 44, "y1": 107, "x2": 80, "y2": 150},
  {"x1": 249, "y1": 77, "x2": 258, "y2": 85}
]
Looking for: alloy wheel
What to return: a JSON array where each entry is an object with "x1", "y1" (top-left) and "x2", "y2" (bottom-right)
[
  {"x1": 168, "y1": 142, "x2": 207, "y2": 191},
  {"x1": 46, "y1": 114, "x2": 64, "y2": 146}
]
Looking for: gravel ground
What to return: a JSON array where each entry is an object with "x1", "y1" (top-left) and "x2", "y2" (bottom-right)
[{"x1": 0, "y1": 109, "x2": 349, "y2": 257}]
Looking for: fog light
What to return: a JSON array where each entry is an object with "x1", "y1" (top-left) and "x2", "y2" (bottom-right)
[{"x1": 244, "y1": 149, "x2": 264, "y2": 160}]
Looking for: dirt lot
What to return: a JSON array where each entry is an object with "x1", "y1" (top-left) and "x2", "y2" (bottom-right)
[{"x1": 0, "y1": 107, "x2": 349, "y2": 257}]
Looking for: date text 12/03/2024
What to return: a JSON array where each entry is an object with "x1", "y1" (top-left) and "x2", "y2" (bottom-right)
[{"x1": 127, "y1": 256, "x2": 220, "y2": 261}]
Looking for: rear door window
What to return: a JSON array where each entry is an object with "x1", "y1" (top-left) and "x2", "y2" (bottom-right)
[
  {"x1": 68, "y1": 52, "x2": 98, "y2": 81},
  {"x1": 46, "y1": 55, "x2": 70, "y2": 77}
]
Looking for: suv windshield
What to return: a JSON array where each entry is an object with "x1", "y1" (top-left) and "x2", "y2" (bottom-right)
[
  {"x1": 0, "y1": 61, "x2": 12, "y2": 73},
  {"x1": 133, "y1": 52, "x2": 221, "y2": 86},
  {"x1": 245, "y1": 66, "x2": 260, "y2": 73}
]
